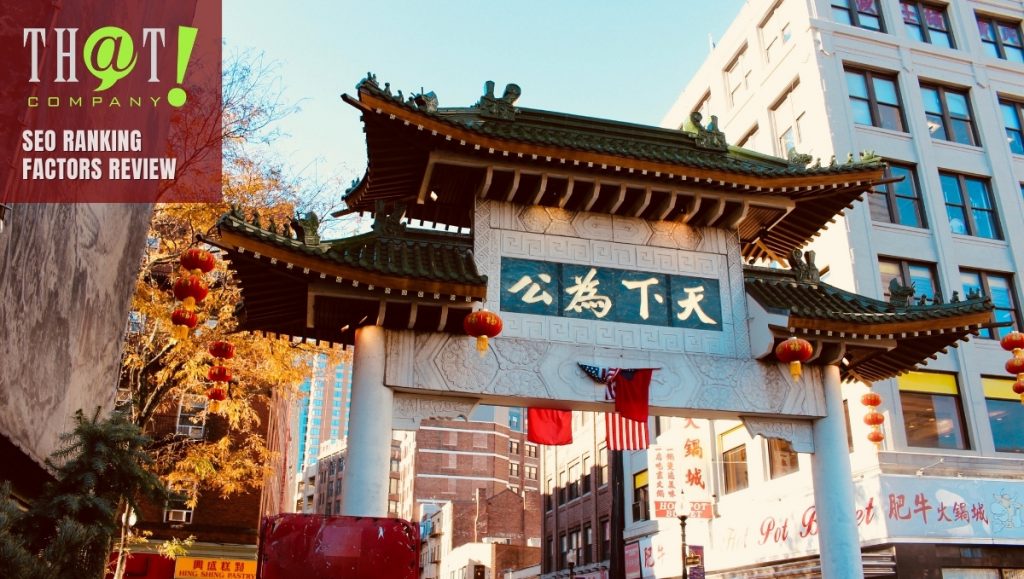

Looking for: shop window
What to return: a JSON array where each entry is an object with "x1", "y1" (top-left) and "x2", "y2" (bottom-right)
[
  {"x1": 833, "y1": 0, "x2": 884, "y2": 31},
  {"x1": 940, "y1": 173, "x2": 1001, "y2": 239},
  {"x1": 846, "y1": 68, "x2": 906, "y2": 131},
  {"x1": 632, "y1": 470, "x2": 650, "y2": 522},
  {"x1": 1000, "y1": 99, "x2": 1024, "y2": 155},
  {"x1": 878, "y1": 257, "x2": 940, "y2": 304},
  {"x1": 898, "y1": 372, "x2": 970, "y2": 450},
  {"x1": 983, "y1": 377, "x2": 1024, "y2": 453},
  {"x1": 901, "y1": 1, "x2": 954, "y2": 47},
  {"x1": 977, "y1": 14, "x2": 1024, "y2": 62},
  {"x1": 922, "y1": 85, "x2": 978, "y2": 146},
  {"x1": 869, "y1": 162, "x2": 925, "y2": 227},
  {"x1": 768, "y1": 438, "x2": 799, "y2": 479},
  {"x1": 721, "y1": 426, "x2": 750, "y2": 494},
  {"x1": 961, "y1": 270, "x2": 1019, "y2": 339}
]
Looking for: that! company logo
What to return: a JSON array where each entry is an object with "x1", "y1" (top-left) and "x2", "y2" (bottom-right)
[{"x1": 23, "y1": 25, "x2": 198, "y2": 108}]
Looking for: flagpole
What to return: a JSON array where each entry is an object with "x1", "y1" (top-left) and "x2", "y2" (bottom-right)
[{"x1": 609, "y1": 449, "x2": 625, "y2": 579}]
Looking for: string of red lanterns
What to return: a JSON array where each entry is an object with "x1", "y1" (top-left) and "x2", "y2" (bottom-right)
[
  {"x1": 775, "y1": 337, "x2": 813, "y2": 381},
  {"x1": 1001, "y1": 331, "x2": 1024, "y2": 404},
  {"x1": 464, "y1": 309, "x2": 503, "y2": 354},
  {"x1": 206, "y1": 339, "x2": 236, "y2": 411},
  {"x1": 170, "y1": 248, "x2": 216, "y2": 340},
  {"x1": 861, "y1": 389, "x2": 885, "y2": 447}
]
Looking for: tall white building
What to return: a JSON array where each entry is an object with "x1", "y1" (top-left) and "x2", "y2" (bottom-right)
[{"x1": 657, "y1": 0, "x2": 1024, "y2": 576}]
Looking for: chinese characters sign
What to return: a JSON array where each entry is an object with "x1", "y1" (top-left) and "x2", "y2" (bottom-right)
[
  {"x1": 501, "y1": 257, "x2": 722, "y2": 331},
  {"x1": 174, "y1": 557, "x2": 256, "y2": 579},
  {"x1": 650, "y1": 444, "x2": 682, "y2": 518}
]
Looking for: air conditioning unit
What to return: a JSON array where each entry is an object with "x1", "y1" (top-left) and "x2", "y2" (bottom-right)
[
  {"x1": 165, "y1": 509, "x2": 193, "y2": 524},
  {"x1": 483, "y1": 537, "x2": 510, "y2": 544}
]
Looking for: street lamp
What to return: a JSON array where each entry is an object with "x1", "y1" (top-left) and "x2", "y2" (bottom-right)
[
  {"x1": 567, "y1": 548, "x2": 576, "y2": 579},
  {"x1": 678, "y1": 514, "x2": 688, "y2": 579}
]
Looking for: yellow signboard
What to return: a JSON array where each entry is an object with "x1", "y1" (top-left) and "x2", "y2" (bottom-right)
[{"x1": 174, "y1": 557, "x2": 257, "y2": 579}]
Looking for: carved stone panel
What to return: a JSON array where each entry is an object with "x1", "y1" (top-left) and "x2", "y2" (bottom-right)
[
  {"x1": 392, "y1": 393, "x2": 481, "y2": 430},
  {"x1": 741, "y1": 417, "x2": 816, "y2": 453}
]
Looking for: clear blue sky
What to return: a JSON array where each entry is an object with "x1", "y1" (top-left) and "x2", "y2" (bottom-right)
[{"x1": 223, "y1": 1, "x2": 746, "y2": 186}]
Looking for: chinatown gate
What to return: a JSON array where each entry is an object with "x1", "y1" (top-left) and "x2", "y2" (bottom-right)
[{"x1": 211, "y1": 76, "x2": 995, "y2": 578}]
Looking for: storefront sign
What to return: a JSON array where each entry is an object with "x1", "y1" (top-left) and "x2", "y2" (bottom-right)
[
  {"x1": 625, "y1": 541, "x2": 642, "y2": 579},
  {"x1": 174, "y1": 557, "x2": 256, "y2": 579},
  {"x1": 688, "y1": 545, "x2": 705, "y2": 579},
  {"x1": 500, "y1": 257, "x2": 722, "y2": 331},
  {"x1": 678, "y1": 419, "x2": 713, "y2": 519},
  {"x1": 649, "y1": 444, "x2": 682, "y2": 518},
  {"x1": 881, "y1": 476, "x2": 1024, "y2": 538}
]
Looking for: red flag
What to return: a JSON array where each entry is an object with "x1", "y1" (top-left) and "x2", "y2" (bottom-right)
[
  {"x1": 605, "y1": 413, "x2": 649, "y2": 451},
  {"x1": 611, "y1": 368, "x2": 653, "y2": 423},
  {"x1": 527, "y1": 408, "x2": 572, "y2": 445}
]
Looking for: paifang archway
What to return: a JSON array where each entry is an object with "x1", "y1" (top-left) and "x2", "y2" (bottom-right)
[{"x1": 209, "y1": 76, "x2": 995, "y2": 578}]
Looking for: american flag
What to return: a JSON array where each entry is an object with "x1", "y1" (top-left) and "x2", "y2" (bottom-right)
[{"x1": 578, "y1": 363, "x2": 649, "y2": 451}]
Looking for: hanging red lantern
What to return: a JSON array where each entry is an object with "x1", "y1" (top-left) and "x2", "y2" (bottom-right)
[
  {"x1": 208, "y1": 365, "x2": 232, "y2": 383},
  {"x1": 863, "y1": 411, "x2": 885, "y2": 426},
  {"x1": 861, "y1": 392, "x2": 882, "y2": 408},
  {"x1": 181, "y1": 248, "x2": 216, "y2": 275},
  {"x1": 170, "y1": 308, "x2": 198, "y2": 340},
  {"x1": 206, "y1": 386, "x2": 227, "y2": 401},
  {"x1": 1002, "y1": 331, "x2": 1024, "y2": 360},
  {"x1": 867, "y1": 428, "x2": 885, "y2": 445},
  {"x1": 1013, "y1": 380, "x2": 1024, "y2": 395},
  {"x1": 173, "y1": 275, "x2": 209, "y2": 310},
  {"x1": 463, "y1": 309, "x2": 503, "y2": 353},
  {"x1": 775, "y1": 337, "x2": 813, "y2": 380},
  {"x1": 208, "y1": 340, "x2": 235, "y2": 360},
  {"x1": 1007, "y1": 357, "x2": 1024, "y2": 381}
]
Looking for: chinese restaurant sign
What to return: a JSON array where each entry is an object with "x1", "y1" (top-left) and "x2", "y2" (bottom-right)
[
  {"x1": 648, "y1": 421, "x2": 713, "y2": 520},
  {"x1": 500, "y1": 257, "x2": 722, "y2": 331},
  {"x1": 174, "y1": 557, "x2": 256, "y2": 579}
]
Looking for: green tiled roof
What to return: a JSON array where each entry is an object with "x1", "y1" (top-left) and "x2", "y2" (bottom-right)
[{"x1": 217, "y1": 209, "x2": 487, "y2": 288}]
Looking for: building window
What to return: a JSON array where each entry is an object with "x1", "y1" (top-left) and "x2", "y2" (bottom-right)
[
  {"x1": 526, "y1": 465, "x2": 538, "y2": 480},
  {"x1": 940, "y1": 172, "x2": 1001, "y2": 239},
  {"x1": 922, "y1": 85, "x2": 978, "y2": 146},
  {"x1": 771, "y1": 80, "x2": 804, "y2": 156},
  {"x1": 546, "y1": 536, "x2": 555, "y2": 573},
  {"x1": 832, "y1": 0, "x2": 884, "y2": 31},
  {"x1": 846, "y1": 68, "x2": 905, "y2": 131},
  {"x1": 901, "y1": 1, "x2": 954, "y2": 47},
  {"x1": 961, "y1": 270, "x2": 1020, "y2": 339},
  {"x1": 163, "y1": 493, "x2": 194, "y2": 524},
  {"x1": 869, "y1": 163, "x2": 925, "y2": 227},
  {"x1": 977, "y1": 14, "x2": 1024, "y2": 62},
  {"x1": 509, "y1": 409, "x2": 523, "y2": 432},
  {"x1": 598, "y1": 445, "x2": 608, "y2": 487},
  {"x1": 725, "y1": 45, "x2": 751, "y2": 105},
  {"x1": 568, "y1": 528, "x2": 581, "y2": 567},
  {"x1": 736, "y1": 125, "x2": 764, "y2": 153},
  {"x1": 568, "y1": 463, "x2": 580, "y2": 500},
  {"x1": 509, "y1": 462, "x2": 520, "y2": 478},
  {"x1": 632, "y1": 470, "x2": 650, "y2": 522},
  {"x1": 762, "y1": 4, "x2": 791, "y2": 63},
  {"x1": 525, "y1": 443, "x2": 538, "y2": 458},
  {"x1": 878, "y1": 257, "x2": 940, "y2": 305},
  {"x1": 558, "y1": 471, "x2": 567, "y2": 505},
  {"x1": 599, "y1": 518, "x2": 610, "y2": 561},
  {"x1": 388, "y1": 500, "x2": 398, "y2": 515},
  {"x1": 509, "y1": 440, "x2": 520, "y2": 455},
  {"x1": 559, "y1": 533, "x2": 568, "y2": 569},
  {"x1": 581, "y1": 456, "x2": 591, "y2": 494},
  {"x1": 984, "y1": 377, "x2": 1024, "y2": 453},
  {"x1": 389, "y1": 478, "x2": 399, "y2": 495},
  {"x1": 545, "y1": 478, "x2": 553, "y2": 511},
  {"x1": 722, "y1": 445, "x2": 749, "y2": 495},
  {"x1": 898, "y1": 372, "x2": 970, "y2": 450},
  {"x1": 583, "y1": 524, "x2": 593, "y2": 564},
  {"x1": 175, "y1": 397, "x2": 207, "y2": 439},
  {"x1": 1001, "y1": 99, "x2": 1024, "y2": 155},
  {"x1": 768, "y1": 438, "x2": 799, "y2": 478}
]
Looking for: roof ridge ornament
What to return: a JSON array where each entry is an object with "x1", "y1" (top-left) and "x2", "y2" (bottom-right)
[
  {"x1": 787, "y1": 249, "x2": 820, "y2": 284},
  {"x1": 888, "y1": 278, "x2": 915, "y2": 310},
  {"x1": 787, "y1": 148, "x2": 813, "y2": 167},
  {"x1": 684, "y1": 112, "x2": 728, "y2": 151},
  {"x1": 473, "y1": 81, "x2": 521, "y2": 120},
  {"x1": 371, "y1": 200, "x2": 407, "y2": 236},
  {"x1": 291, "y1": 212, "x2": 320, "y2": 246}
]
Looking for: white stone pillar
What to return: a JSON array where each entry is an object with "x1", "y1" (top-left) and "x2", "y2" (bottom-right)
[
  {"x1": 340, "y1": 325, "x2": 393, "y2": 517},
  {"x1": 810, "y1": 364, "x2": 864, "y2": 578}
]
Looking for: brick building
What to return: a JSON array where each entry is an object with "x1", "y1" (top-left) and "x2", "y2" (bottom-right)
[{"x1": 312, "y1": 437, "x2": 405, "y2": 517}]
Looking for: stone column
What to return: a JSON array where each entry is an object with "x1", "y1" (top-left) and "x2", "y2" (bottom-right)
[
  {"x1": 340, "y1": 325, "x2": 393, "y2": 517},
  {"x1": 810, "y1": 364, "x2": 863, "y2": 577}
]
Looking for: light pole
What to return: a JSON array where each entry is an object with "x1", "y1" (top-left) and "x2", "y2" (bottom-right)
[{"x1": 678, "y1": 514, "x2": 689, "y2": 579}]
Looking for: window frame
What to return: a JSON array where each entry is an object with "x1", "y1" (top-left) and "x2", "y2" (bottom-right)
[
  {"x1": 767, "y1": 438, "x2": 800, "y2": 479},
  {"x1": 832, "y1": 0, "x2": 885, "y2": 32},
  {"x1": 961, "y1": 269, "x2": 1020, "y2": 339},
  {"x1": 939, "y1": 172, "x2": 1002, "y2": 240},
  {"x1": 771, "y1": 79, "x2": 804, "y2": 156},
  {"x1": 921, "y1": 84, "x2": 979, "y2": 146},
  {"x1": 977, "y1": 13, "x2": 1024, "y2": 62},
  {"x1": 725, "y1": 45, "x2": 751, "y2": 106},
  {"x1": 898, "y1": 372, "x2": 970, "y2": 450},
  {"x1": 509, "y1": 461, "x2": 520, "y2": 478},
  {"x1": 632, "y1": 470, "x2": 650, "y2": 522},
  {"x1": 1000, "y1": 98, "x2": 1024, "y2": 155},
  {"x1": 722, "y1": 444, "x2": 749, "y2": 494},
  {"x1": 845, "y1": 67, "x2": 907, "y2": 132},
  {"x1": 900, "y1": 1, "x2": 955, "y2": 47},
  {"x1": 869, "y1": 162, "x2": 926, "y2": 228},
  {"x1": 984, "y1": 377, "x2": 1024, "y2": 453},
  {"x1": 877, "y1": 256, "x2": 941, "y2": 305}
]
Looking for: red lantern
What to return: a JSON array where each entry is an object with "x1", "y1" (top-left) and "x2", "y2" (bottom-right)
[
  {"x1": 1013, "y1": 380, "x2": 1024, "y2": 395},
  {"x1": 171, "y1": 308, "x2": 198, "y2": 328},
  {"x1": 1002, "y1": 331, "x2": 1024, "y2": 361},
  {"x1": 209, "y1": 340, "x2": 235, "y2": 360},
  {"x1": 1007, "y1": 357, "x2": 1024, "y2": 381},
  {"x1": 463, "y1": 309, "x2": 503, "y2": 353},
  {"x1": 863, "y1": 411, "x2": 885, "y2": 426},
  {"x1": 867, "y1": 428, "x2": 885, "y2": 445},
  {"x1": 181, "y1": 248, "x2": 216, "y2": 275},
  {"x1": 208, "y1": 365, "x2": 232, "y2": 383},
  {"x1": 861, "y1": 392, "x2": 882, "y2": 407},
  {"x1": 206, "y1": 386, "x2": 227, "y2": 401},
  {"x1": 775, "y1": 337, "x2": 813, "y2": 380},
  {"x1": 173, "y1": 275, "x2": 209, "y2": 310}
]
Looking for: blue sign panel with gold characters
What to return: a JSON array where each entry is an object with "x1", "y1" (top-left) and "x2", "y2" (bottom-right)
[{"x1": 500, "y1": 257, "x2": 722, "y2": 331}]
